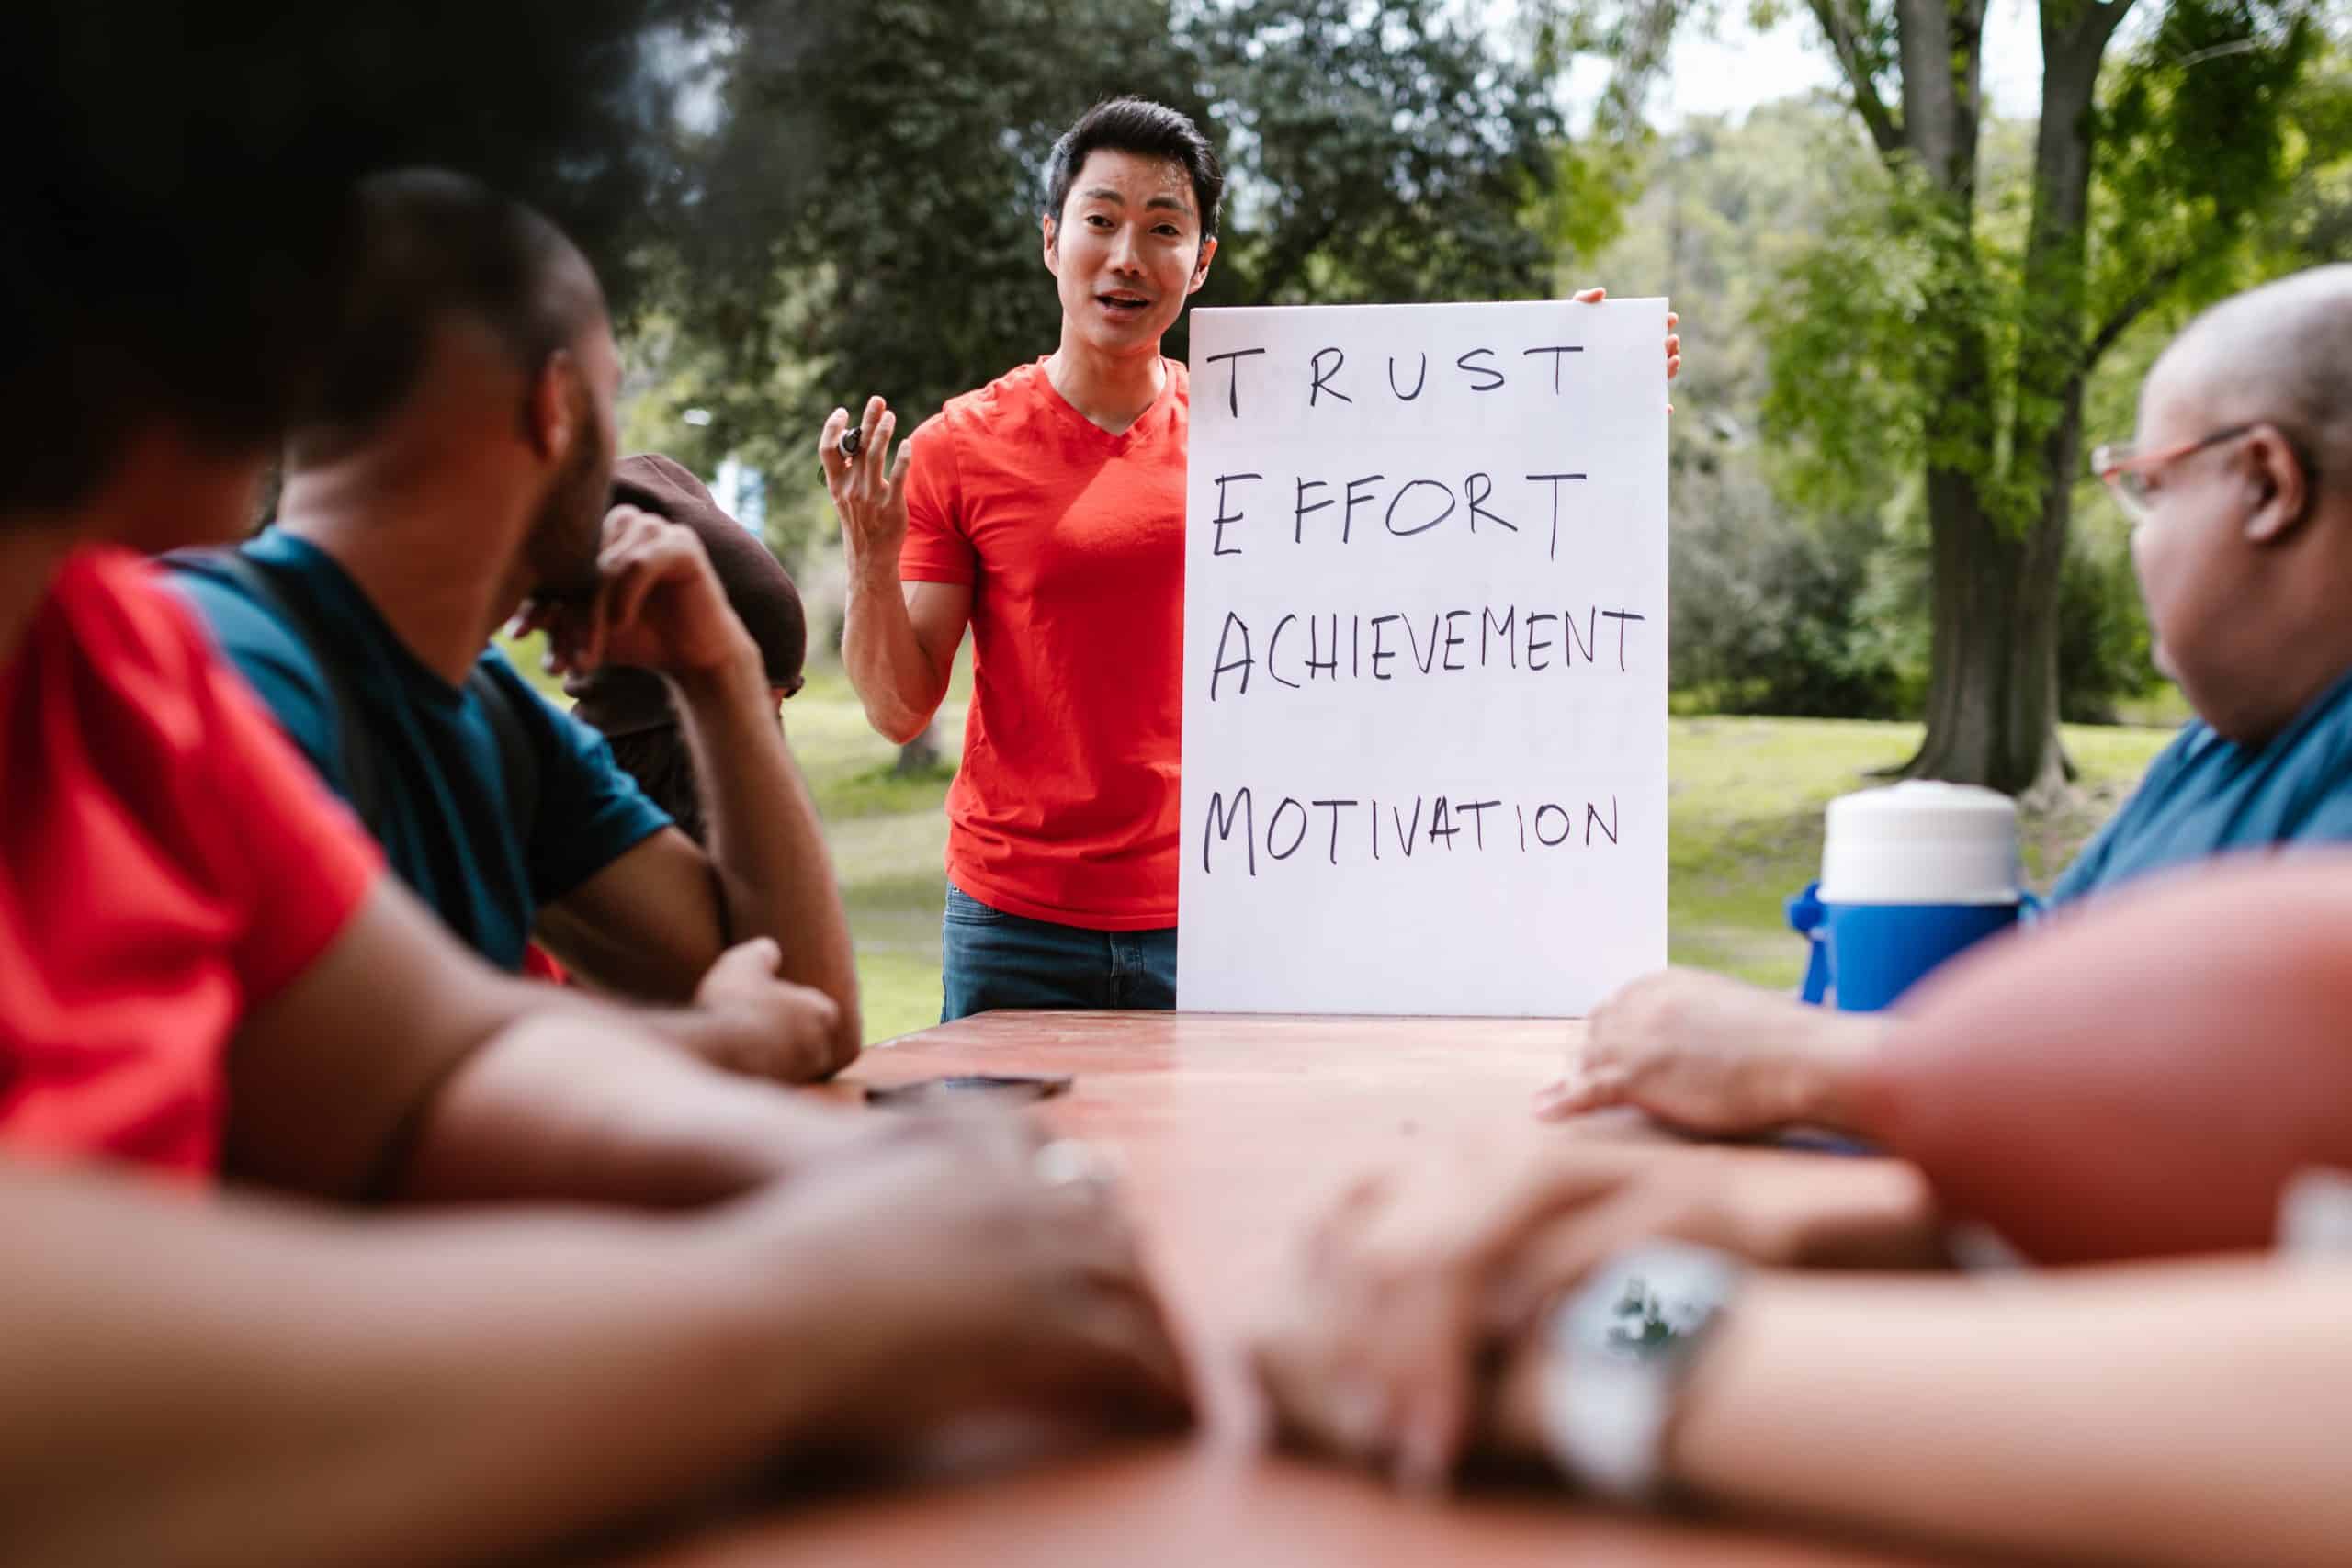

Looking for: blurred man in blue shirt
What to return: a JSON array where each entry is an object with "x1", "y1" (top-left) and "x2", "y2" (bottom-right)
[
  {"x1": 1541, "y1": 264, "x2": 2352, "y2": 1136},
  {"x1": 173, "y1": 170, "x2": 862, "y2": 1081}
]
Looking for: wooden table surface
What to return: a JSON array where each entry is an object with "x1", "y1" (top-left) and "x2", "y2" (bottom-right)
[{"x1": 628, "y1": 1011, "x2": 1973, "y2": 1567}]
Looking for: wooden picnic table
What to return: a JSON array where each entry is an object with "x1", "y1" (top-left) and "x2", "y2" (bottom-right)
[{"x1": 626, "y1": 1011, "x2": 1976, "y2": 1567}]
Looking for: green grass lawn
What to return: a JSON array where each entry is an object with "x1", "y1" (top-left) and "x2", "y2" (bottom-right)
[
  {"x1": 787, "y1": 663, "x2": 970, "y2": 1043},
  {"x1": 1663, "y1": 716, "x2": 2168, "y2": 985},
  {"x1": 505, "y1": 634, "x2": 2175, "y2": 1044}
]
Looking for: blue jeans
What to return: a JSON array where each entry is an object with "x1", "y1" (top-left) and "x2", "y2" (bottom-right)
[{"x1": 940, "y1": 884, "x2": 1177, "y2": 1021}]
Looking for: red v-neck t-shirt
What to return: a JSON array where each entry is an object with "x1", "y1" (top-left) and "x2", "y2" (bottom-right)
[{"x1": 899, "y1": 358, "x2": 1186, "y2": 930}]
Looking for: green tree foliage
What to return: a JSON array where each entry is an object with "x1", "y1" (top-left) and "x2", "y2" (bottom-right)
[
  {"x1": 1586, "y1": 102, "x2": 1915, "y2": 718},
  {"x1": 679, "y1": 0, "x2": 1202, "y2": 440},
  {"x1": 2054, "y1": 525, "x2": 2154, "y2": 722},
  {"x1": 1593, "y1": 61, "x2": 2346, "y2": 728},
  {"x1": 1187, "y1": 0, "x2": 1559, "y2": 307},
  {"x1": 1554, "y1": 0, "x2": 2346, "y2": 793},
  {"x1": 637, "y1": 0, "x2": 1561, "y2": 513},
  {"x1": 1669, "y1": 438, "x2": 1913, "y2": 718}
]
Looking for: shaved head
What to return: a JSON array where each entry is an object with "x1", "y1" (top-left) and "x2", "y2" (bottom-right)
[
  {"x1": 2129, "y1": 265, "x2": 2352, "y2": 745},
  {"x1": 274, "y1": 169, "x2": 623, "y2": 608},
  {"x1": 2151, "y1": 265, "x2": 2352, "y2": 492}
]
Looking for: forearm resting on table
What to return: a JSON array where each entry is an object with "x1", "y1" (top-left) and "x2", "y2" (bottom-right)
[
  {"x1": 391, "y1": 1011, "x2": 861, "y2": 1207},
  {"x1": 1747, "y1": 1156, "x2": 1946, "y2": 1269},
  {"x1": 841, "y1": 568, "x2": 952, "y2": 743},
  {"x1": 1565, "y1": 1260, "x2": 2352, "y2": 1567},
  {"x1": 0, "y1": 1168, "x2": 808, "y2": 1568},
  {"x1": 627, "y1": 990, "x2": 845, "y2": 1078},
  {"x1": 1772, "y1": 1008, "x2": 1890, "y2": 1134},
  {"x1": 224, "y1": 886, "x2": 853, "y2": 1205}
]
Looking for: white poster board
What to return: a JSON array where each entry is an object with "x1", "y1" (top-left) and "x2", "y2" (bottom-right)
[{"x1": 1177, "y1": 299, "x2": 1668, "y2": 1017}]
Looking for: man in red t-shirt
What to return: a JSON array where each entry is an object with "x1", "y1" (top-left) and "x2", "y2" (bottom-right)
[
  {"x1": 823, "y1": 97, "x2": 1680, "y2": 1021},
  {"x1": 827, "y1": 98, "x2": 1217, "y2": 1020}
]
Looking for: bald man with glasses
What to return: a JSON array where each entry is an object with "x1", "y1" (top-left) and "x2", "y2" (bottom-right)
[{"x1": 1535, "y1": 263, "x2": 2352, "y2": 1141}]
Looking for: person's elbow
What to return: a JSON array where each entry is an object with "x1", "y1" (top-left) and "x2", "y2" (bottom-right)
[
  {"x1": 843, "y1": 631, "x2": 951, "y2": 746},
  {"x1": 876, "y1": 709, "x2": 934, "y2": 748},
  {"x1": 859, "y1": 690, "x2": 940, "y2": 748},
  {"x1": 819, "y1": 989, "x2": 865, "y2": 1077}
]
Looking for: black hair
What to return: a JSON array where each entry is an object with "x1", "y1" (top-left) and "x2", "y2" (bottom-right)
[
  {"x1": 2, "y1": 6, "x2": 357, "y2": 512},
  {"x1": 1042, "y1": 96, "x2": 1224, "y2": 244},
  {"x1": 606, "y1": 726, "x2": 707, "y2": 847},
  {"x1": 1, "y1": 0, "x2": 681, "y2": 518},
  {"x1": 287, "y1": 170, "x2": 602, "y2": 464}
]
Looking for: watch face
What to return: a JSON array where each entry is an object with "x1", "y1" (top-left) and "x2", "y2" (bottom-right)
[{"x1": 1570, "y1": 1244, "x2": 1739, "y2": 1366}]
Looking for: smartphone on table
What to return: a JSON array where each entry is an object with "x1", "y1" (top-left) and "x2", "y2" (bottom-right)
[{"x1": 863, "y1": 1074, "x2": 1072, "y2": 1108}]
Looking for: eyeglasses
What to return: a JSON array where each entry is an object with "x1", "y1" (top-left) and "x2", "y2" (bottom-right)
[{"x1": 2089, "y1": 424, "x2": 2257, "y2": 524}]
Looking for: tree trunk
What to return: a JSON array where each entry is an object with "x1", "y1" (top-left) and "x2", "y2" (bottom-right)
[
  {"x1": 1896, "y1": 0, "x2": 2120, "y2": 800},
  {"x1": 893, "y1": 718, "x2": 944, "y2": 776},
  {"x1": 1940, "y1": 15, "x2": 2113, "y2": 799},
  {"x1": 1885, "y1": 0, "x2": 2052, "y2": 792},
  {"x1": 1900, "y1": 462, "x2": 2068, "y2": 796}
]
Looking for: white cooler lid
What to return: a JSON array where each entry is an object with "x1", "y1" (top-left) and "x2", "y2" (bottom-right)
[{"x1": 1818, "y1": 780, "x2": 2023, "y2": 906}]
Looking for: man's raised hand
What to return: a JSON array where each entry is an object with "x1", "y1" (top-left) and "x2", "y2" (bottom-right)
[
  {"x1": 820, "y1": 395, "x2": 915, "y2": 581},
  {"x1": 1569, "y1": 286, "x2": 1681, "y2": 405}
]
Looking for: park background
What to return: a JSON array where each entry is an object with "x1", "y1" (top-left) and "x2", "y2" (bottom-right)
[{"x1": 494, "y1": 0, "x2": 2349, "y2": 1041}]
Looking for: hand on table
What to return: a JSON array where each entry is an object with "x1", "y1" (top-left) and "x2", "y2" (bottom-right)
[
  {"x1": 1250, "y1": 1137, "x2": 1826, "y2": 1491},
  {"x1": 728, "y1": 1111, "x2": 1193, "y2": 1450},
  {"x1": 689, "y1": 937, "x2": 846, "y2": 1084},
  {"x1": 1534, "y1": 968, "x2": 1885, "y2": 1136}
]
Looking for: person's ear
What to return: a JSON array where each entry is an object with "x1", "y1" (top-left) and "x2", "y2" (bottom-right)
[
  {"x1": 525, "y1": 349, "x2": 579, "y2": 463},
  {"x1": 2243, "y1": 423, "x2": 2310, "y2": 545},
  {"x1": 1042, "y1": 213, "x2": 1060, "y2": 276},
  {"x1": 1188, "y1": 233, "x2": 1218, "y2": 296}
]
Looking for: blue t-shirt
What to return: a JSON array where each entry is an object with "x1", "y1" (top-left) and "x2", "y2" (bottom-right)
[
  {"x1": 170, "y1": 530, "x2": 672, "y2": 971},
  {"x1": 2053, "y1": 666, "x2": 2352, "y2": 904}
]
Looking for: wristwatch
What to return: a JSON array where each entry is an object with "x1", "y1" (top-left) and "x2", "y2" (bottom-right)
[{"x1": 1537, "y1": 1241, "x2": 1744, "y2": 1506}]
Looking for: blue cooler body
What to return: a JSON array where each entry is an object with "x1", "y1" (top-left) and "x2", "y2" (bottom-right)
[{"x1": 1786, "y1": 885, "x2": 2031, "y2": 1012}]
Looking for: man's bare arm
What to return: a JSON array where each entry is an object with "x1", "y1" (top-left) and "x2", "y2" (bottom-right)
[
  {"x1": 525, "y1": 504, "x2": 862, "y2": 1064},
  {"x1": 537, "y1": 648, "x2": 864, "y2": 1069},
  {"x1": 1487, "y1": 1259, "x2": 2352, "y2": 1568},
  {"x1": 224, "y1": 881, "x2": 868, "y2": 1204},
  {"x1": 0, "y1": 1167, "x2": 802, "y2": 1568},
  {"x1": 822, "y1": 398, "x2": 970, "y2": 741},
  {"x1": 846, "y1": 577, "x2": 968, "y2": 742},
  {"x1": 1248, "y1": 1139, "x2": 1947, "y2": 1490},
  {"x1": 678, "y1": 647, "x2": 860, "y2": 1053},
  {"x1": 0, "y1": 1118, "x2": 1192, "y2": 1568}
]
